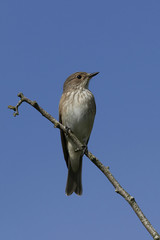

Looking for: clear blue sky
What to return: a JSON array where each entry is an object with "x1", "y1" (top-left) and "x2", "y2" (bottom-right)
[{"x1": 1, "y1": 0, "x2": 160, "y2": 239}]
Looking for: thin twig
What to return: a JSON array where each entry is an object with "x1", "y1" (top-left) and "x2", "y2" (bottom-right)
[{"x1": 8, "y1": 93, "x2": 160, "y2": 240}]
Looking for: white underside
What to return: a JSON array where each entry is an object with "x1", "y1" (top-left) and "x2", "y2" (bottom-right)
[{"x1": 61, "y1": 89, "x2": 95, "y2": 171}]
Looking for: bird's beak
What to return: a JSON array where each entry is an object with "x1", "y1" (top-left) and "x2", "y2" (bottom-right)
[{"x1": 88, "y1": 72, "x2": 99, "y2": 78}]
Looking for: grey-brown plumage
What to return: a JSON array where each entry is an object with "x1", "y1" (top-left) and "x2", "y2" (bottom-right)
[{"x1": 59, "y1": 72, "x2": 99, "y2": 196}]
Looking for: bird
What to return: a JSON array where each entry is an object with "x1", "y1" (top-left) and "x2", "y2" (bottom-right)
[{"x1": 59, "y1": 71, "x2": 99, "y2": 196}]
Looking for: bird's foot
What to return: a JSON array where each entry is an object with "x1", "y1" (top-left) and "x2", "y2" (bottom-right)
[
  {"x1": 65, "y1": 126, "x2": 71, "y2": 136},
  {"x1": 75, "y1": 145, "x2": 88, "y2": 154}
]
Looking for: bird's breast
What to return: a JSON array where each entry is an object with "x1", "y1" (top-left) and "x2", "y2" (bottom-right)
[{"x1": 61, "y1": 89, "x2": 96, "y2": 143}]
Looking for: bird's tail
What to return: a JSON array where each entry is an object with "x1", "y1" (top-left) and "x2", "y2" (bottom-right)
[{"x1": 65, "y1": 159, "x2": 82, "y2": 196}]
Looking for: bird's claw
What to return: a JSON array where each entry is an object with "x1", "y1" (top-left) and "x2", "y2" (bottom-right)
[
  {"x1": 65, "y1": 126, "x2": 71, "y2": 136},
  {"x1": 75, "y1": 145, "x2": 88, "y2": 154}
]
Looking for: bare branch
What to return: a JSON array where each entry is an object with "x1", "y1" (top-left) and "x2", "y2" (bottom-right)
[{"x1": 8, "y1": 93, "x2": 160, "y2": 240}]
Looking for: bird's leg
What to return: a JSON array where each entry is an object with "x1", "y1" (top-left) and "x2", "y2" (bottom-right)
[{"x1": 65, "y1": 126, "x2": 88, "y2": 154}]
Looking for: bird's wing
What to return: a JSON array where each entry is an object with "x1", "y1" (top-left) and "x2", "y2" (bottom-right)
[{"x1": 59, "y1": 113, "x2": 69, "y2": 167}]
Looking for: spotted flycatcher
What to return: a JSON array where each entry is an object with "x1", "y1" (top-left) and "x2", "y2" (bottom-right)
[{"x1": 59, "y1": 72, "x2": 99, "y2": 196}]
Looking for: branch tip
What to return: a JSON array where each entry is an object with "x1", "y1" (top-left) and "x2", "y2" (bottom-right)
[
  {"x1": 17, "y1": 92, "x2": 24, "y2": 98},
  {"x1": 8, "y1": 105, "x2": 16, "y2": 111},
  {"x1": 8, "y1": 105, "x2": 19, "y2": 117},
  {"x1": 13, "y1": 111, "x2": 19, "y2": 117}
]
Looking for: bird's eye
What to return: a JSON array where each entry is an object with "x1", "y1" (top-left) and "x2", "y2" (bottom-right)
[{"x1": 77, "y1": 75, "x2": 82, "y2": 79}]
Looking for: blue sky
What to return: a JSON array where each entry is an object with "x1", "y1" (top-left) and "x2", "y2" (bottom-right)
[{"x1": 1, "y1": 0, "x2": 160, "y2": 239}]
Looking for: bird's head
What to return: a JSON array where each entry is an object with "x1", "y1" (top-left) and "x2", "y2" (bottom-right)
[{"x1": 63, "y1": 72, "x2": 99, "y2": 92}]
